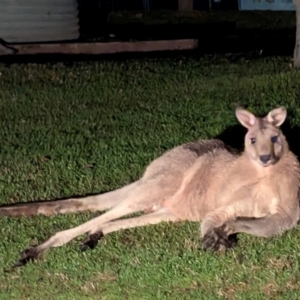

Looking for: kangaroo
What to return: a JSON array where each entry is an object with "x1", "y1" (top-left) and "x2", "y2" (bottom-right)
[{"x1": 1, "y1": 106, "x2": 299, "y2": 267}]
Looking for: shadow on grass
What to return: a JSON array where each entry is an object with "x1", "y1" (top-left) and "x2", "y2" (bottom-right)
[{"x1": 281, "y1": 122, "x2": 300, "y2": 159}]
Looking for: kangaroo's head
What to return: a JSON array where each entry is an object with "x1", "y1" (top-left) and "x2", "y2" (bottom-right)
[{"x1": 235, "y1": 106, "x2": 288, "y2": 167}]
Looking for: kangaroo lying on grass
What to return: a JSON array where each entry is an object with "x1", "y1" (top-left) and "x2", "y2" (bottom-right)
[{"x1": 0, "y1": 106, "x2": 299, "y2": 267}]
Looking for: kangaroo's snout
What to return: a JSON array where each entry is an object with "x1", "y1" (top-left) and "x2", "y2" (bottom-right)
[{"x1": 259, "y1": 154, "x2": 272, "y2": 165}]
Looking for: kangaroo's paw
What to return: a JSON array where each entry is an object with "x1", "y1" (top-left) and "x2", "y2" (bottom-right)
[
  {"x1": 13, "y1": 246, "x2": 42, "y2": 267},
  {"x1": 202, "y1": 225, "x2": 238, "y2": 252},
  {"x1": 80, "y1": 232, "x2": 104, "y2": 251}
]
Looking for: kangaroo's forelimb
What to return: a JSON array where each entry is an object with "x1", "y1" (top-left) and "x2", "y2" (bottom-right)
[
  {"x1": 226, "y1": 210, "x2": 299, "y2": 238},
  {"x1": 202, "y1": 207, "x2": 300, "y2": 253}
]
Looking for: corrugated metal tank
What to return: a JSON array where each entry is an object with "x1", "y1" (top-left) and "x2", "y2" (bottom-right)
[{"x1": 0, "y1": 0, "x2": 80, "y2": 43}]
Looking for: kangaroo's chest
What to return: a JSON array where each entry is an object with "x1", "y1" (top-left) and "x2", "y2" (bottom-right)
[{"x1": 215, "y1": 176, "x2": 278, "y2": 218}]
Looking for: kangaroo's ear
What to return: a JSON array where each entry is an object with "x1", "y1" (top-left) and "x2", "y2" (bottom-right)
[
  {"x1": 235, "y1": 107, "x2": 257, "y2": 129},
  {"x1": 266, "y1": 107, "x2": 287, "y2": 127}
]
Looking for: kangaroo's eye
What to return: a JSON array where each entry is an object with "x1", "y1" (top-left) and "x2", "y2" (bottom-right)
[
  {"x1": 250, "y1": 137, "x2": 256, "y2": 144},
  {"x1": 271, "y1": 136, "x2": 278, "y2": 143}
]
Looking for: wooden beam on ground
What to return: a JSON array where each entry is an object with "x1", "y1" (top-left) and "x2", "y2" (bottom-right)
[{"x1": 0, "y1": 39, "x2": 199, "y2": 56}]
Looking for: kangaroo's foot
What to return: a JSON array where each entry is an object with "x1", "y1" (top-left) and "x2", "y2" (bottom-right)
[
  {"x1": 80, "y1": 232, "x2": 104, "y2": 251},
  {"x1": 13, "y1": 246, "x2": 41, "y2": 267}
]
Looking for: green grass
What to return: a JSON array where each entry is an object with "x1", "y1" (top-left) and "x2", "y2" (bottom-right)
[{"x1": 1, "y1": 54, "x2": 300, "y2": 299}]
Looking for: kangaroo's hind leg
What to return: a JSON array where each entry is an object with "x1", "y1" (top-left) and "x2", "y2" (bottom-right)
[
  {"x1": 81, "y1": 208, "x2": 180, "y2": 250},
  {"x1": 14, "y1": 181, "x2": 171, "y2": 267}
]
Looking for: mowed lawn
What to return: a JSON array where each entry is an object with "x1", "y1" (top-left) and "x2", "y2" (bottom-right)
[{"x1": 0, "y1": 54, "x2": 300, "y2": 299}]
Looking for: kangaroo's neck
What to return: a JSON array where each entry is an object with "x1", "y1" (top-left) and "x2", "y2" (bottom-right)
[{"x1": 238, "y1": 149, "x2": 295, "y2": 177}]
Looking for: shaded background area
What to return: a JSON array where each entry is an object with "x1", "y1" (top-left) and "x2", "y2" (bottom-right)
[
  {"x1": 77, "y1": 0, "x2": 296, "y2": 56},
  {"x1": 0, "y1": 0, "x2": 297, "y2": 62}
]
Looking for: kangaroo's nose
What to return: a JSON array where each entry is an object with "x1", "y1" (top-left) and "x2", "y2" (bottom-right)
[{"x1": 259, "y1": 155, "x2": 271, "y2": 164}]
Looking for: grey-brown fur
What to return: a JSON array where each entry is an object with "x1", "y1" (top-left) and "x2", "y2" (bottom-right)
[
  {"x1": 1, "y1": 106, "x2": 299, "y2": 267},
  {"x1": 182, "y1": 140, "x2": 239, "y2": 157}
]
